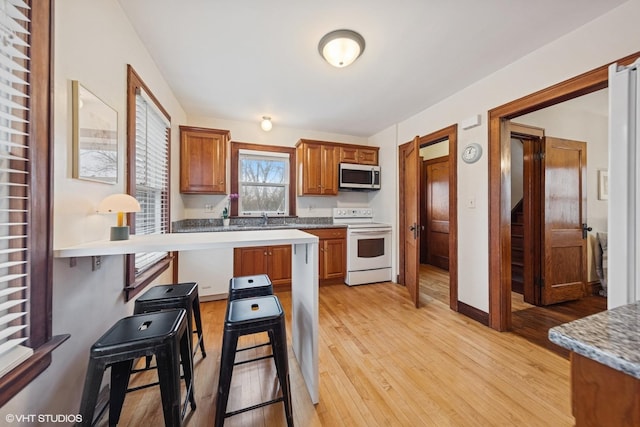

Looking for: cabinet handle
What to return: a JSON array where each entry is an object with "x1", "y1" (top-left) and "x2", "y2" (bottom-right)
[
  {"x1": 219, "y1": 181, "x2": 224, "y2": 184},
  {"x1": 264, "y1": 251, "x2": 267, "y2": 256},
  {"x1": 269, "y1": 252, "x2": 272, "y2": 256}
]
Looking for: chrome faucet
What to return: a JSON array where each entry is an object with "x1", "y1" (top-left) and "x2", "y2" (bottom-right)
[{"x1": 262, "y1": 212, "x2": 268, "y2": 226}]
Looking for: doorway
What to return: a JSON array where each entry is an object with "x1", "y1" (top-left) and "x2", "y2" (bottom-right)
[
  {"x1": 398, "y1": 125, "x2": 458, "y2": 311},
  {"x1": 487, "y1": 52, "x2": 639, "y2": 331},
  {"x1": 419, "y1": 140, "x2": 450, "y2": 305}
]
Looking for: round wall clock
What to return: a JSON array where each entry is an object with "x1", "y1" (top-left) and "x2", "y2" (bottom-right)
[{"x1": 461, "y1": 143, "x2": 482, "y2": 164}]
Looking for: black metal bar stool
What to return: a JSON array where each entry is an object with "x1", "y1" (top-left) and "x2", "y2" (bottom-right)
[
  {"x1": 228, "y1": 274, "x2": 273, "y2": 301},
  {"x1": 215, "y1": 295, "x2": 293, "y2": 427},
  {"x1": 228, "y1": 274, "x2": 274, "y2": 354},
  {"x1": 135, "y1": 282, "x2": 206, "y2": 361},
  {"x1": 78, "y1": 309, "x2": 196, "y2": 427}
]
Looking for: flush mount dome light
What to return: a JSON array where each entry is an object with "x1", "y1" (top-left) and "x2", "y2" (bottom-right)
[{"x1": 318, "y1": 29, "x2": 365, "y2": 68}]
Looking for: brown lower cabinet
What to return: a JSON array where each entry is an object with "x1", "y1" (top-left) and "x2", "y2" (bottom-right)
[
  {"x1": 571, "y1": 352, "x2": 640, "y2": 426},
  {"x1": 233, "y1": 245, "x2": 292, "y2": 289},
  {"x1": 232, "y1": 228, "x2": 347, "y2": 289},
  {"x1": 306, "y1": 228, "x2": 347, "y2": 284}
]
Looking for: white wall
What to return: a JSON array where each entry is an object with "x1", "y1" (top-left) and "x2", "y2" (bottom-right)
[
  {"x1": 371, "y1": 0, "x2": 640, "y2": 312},
  {"x1": 0, "y1": 0, "x2": 187, "y2": 419}
]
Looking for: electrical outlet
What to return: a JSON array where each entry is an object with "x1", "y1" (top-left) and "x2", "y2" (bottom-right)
[
  {"x1": 204, "y1": 204, "x2": 214, "y2": 213},
  {"x1": 467, "y1": 197, "x2": 476, "y2": 209},
  {"x1": 92, "y1": 256, "x2": 102, "y2": 271}
]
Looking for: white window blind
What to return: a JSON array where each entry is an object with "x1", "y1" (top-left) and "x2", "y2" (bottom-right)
[
  {"x1": 134, "y1": 89, "x2": 169, "y2": 274},
  {"x1": 238, "y1": 150, "x2": 289, "y2": 215},
  {"x1": 0, "y1": 0, "x2": 34, "y2": 377}
]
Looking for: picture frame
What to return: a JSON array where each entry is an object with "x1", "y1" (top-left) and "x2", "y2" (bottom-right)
[
  {"x1": 598, "y1": 169, "x2": 608, "y2": 201},
  {"x1": 72, "y1": 81, "x2": 118, "y2": 184}
]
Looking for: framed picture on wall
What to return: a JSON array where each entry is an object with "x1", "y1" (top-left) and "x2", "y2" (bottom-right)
[
  {"x1": 598, "y1": 169, "x2": 608, "y2": 201},
  {"x1": 72, "y1": 80, "x2": 118, "y2": 184}
]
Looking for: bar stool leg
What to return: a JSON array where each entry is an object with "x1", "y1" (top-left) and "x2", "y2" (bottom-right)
[
  {"x1": 272, "y1": 322, "x2": 294, "y2": 427},
  {"x1": 179, "y1": 328, "x2": 197, "y2": 411},
  {"x1": 109, "y1": 360, "x2": 134, "y2": 426},
  {"x1": 156, "y1": 344, "x2": 182, "y2": 427},
  {"x1": 215, "y1": 332, "x2": 239, "y2": 427},
  {"x1": 78, "y1": 358, "x2": 106, "y2": 427},
  {"x1": 192, "y1": 297, "x2": 206, "y2": 358}
]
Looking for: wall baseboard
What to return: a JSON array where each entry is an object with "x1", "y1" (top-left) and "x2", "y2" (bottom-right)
[{"x1": 458, "y1": 301, "x2": 489, "y2": 326}]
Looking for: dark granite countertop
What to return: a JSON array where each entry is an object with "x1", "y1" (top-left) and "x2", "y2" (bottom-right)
[
  {"x1": 548, "y1": 301, "x2": 640, "y2": 379},
  {"x1": 172, "y1": 217, "x2": 347, "y2": 233}
]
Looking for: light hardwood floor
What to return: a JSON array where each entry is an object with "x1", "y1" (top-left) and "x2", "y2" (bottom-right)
[{"x1": 102, "y1": 281, "x2": 573, "y2": 426}]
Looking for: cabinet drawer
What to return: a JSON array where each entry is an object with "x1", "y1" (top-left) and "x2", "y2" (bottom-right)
[{"x1": 305, "y1": 228, "x2": 346, "y2": 240}]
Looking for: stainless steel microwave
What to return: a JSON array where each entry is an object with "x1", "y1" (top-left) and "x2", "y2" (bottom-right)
[{"x1": 338, "y1": 163, "x2": 381, "y2": 190}]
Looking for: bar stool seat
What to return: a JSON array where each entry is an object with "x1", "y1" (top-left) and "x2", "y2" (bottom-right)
[
  {"x1": 228, "y1": 274, "x2": 273, "y2": 301},
  {"x1": 78, "y1": 309, "x2": 196, "y2": 427},
  {"x1": 215, "y1": 295, "x2": 293, "y2": 427},
  {"x1": 135, "y1": 282, "x2": 206, "y2": 360}
]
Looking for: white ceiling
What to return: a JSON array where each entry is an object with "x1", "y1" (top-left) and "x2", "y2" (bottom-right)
[{"x1": 117, "y1": 0, "x2": 625, "y2": 137}]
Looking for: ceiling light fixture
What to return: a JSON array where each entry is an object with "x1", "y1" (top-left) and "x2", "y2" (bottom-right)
[
  {"x1": 261, "y1": 116, "x2": 273, "y2": 132},
  {"x1": 318, "y1": 29, "x2": 365, "y2": 68}
]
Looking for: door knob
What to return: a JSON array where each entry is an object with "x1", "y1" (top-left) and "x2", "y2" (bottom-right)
[
  {"x1": 582, "y1": 223, "x2": 592, "y2": 239},
  {"x1": 409, "y1": 223, "x2": 418, "y2": 239}
]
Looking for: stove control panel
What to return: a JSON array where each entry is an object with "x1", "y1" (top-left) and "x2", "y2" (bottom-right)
[{"x1": 332, "y1": 207, "x2": 373, "y2": 219}]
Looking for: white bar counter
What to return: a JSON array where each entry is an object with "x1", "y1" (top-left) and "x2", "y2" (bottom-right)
[{"x1": 54, "y1": 229, "x2": 320, "y2": 404}]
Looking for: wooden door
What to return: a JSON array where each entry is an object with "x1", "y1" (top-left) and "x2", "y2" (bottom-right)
[
  {"x1": 322, "y1": 239, "x2": 346, "y2": 279},
  {"x1": 180, "y1": 127, "x2": 227, "y2": 194},
  {"x1": 321, "y1": 145, "x2": 339, "y2": 195},
  {"x1": 358, "y1": 148, "x2": 378, "y2": 165},
  {"x1": 268, "y1": 245, "x2": 292, "y2": 287},
  {"x1": 541, "y1": 137, "x2": 588, "y2": 305},
  {"x1": 299, "y1": 143, "x2": 322, "y2": 195},
  {"x1": 425, "y1": 157, "x2": 450, "y2": 271},
  {"x1": 399, "y1": 137, "x2": 420, "y2": 307},
  {"x1": 233, "y1": 247, "x2": 268, "y2": 277}
]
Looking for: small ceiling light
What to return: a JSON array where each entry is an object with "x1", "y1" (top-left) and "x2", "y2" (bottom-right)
[
  {"x1": 318, "y1": 29, "x2": 365, "y2": 68},
  {"x1": 261, "y1": 116, "x2": 273, "y2": 132}
]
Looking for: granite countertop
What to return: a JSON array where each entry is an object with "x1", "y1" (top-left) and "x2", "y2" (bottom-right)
[
  {"x1": 172, "y1": 217, "x2": 347, "y2": 233},
  {"x1": 548, "y1": 301, "x2": 640, "y2": 379}
]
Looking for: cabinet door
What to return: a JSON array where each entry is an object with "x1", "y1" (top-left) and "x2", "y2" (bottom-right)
[
  {"x1": 299, "y1": 143, "x2": 322, "y2": 195},
  {"x1": 233, "y1": 247, "x2": 268, "y2": 277},
  {"x1": 358, "y1": 148, "x2": 379, "y2": 165},
  {"x1": 321, "y1": 145, "x2": 339, "y2": 195},
  {"x1": 323, "y1": 238, "x2": 346, "y2": 279},
  {"x1": 339, "y1": 146, "x2": 359, "y2": 164},
  {"x1": 180, "y1": 127, "x2": 228, "y2": 194},
  {"x1": 268, "y1": 245, "x2": 292, "y2": 287}
]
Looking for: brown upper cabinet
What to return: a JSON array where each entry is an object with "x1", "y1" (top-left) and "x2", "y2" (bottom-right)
[
  {"x1": 296, "y1": 139, "x2": 379, "y2": 196},
  {"x1": 339, "y1": 146, "x2": 378, "y2": 165},
  {"x1": 296, "y1": 140, "x2": 339, "y2": 195},
  {"x1": 180, "y1": 126, "x2": 230, "y2": 194}
]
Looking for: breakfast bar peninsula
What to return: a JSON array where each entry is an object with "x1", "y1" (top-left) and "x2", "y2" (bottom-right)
[{"x1": 54, "y1": 229, "x2": 320, "y2": 403}]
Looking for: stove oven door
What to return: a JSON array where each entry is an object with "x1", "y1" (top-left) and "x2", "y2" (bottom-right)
[{"x1": 347, "y1": 228, "x2": 392, "y2": 271}]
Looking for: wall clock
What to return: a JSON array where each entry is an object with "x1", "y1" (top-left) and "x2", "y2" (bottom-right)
[{"x1": 461, "y1": 143, "x2": 482, "y2": 164}]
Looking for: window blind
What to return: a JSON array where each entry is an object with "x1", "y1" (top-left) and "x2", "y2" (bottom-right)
[
  {"x1": 0, "y1": 0, "x2": 34, "y2": 377},
  {"x1": 134, "y1": 90, "x2": 169, "y2": 274}
]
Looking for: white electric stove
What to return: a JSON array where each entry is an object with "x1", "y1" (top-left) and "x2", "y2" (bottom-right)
[{"x1": 333, "y1": 208, "x2": 392, "y2": 285}]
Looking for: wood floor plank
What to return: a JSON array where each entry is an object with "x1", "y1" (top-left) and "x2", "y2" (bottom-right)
[{"x1": 97, "y1": 281, "x2": 574, "y2": 426}]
